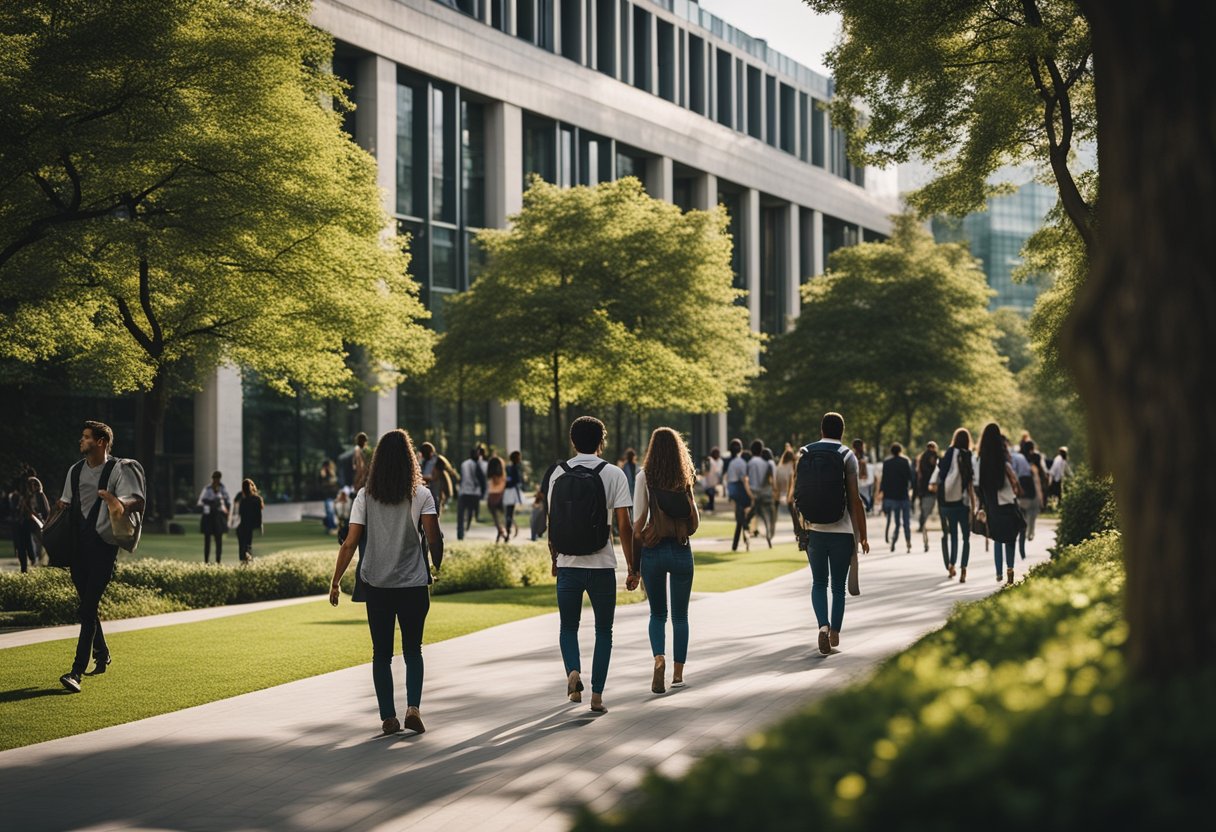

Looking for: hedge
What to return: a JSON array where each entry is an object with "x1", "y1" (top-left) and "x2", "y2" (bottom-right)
[
  {"x1": 574, "y1": 533, "x2": 1213, "y2": 829},
  {"x1": 0, "y1": 542, "x2": 553, "y2": 626},
  {"x1": 1055, "y1": 466, "x2": 1119, "y2": 549}
]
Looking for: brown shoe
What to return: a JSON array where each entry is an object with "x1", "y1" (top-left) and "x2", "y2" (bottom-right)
[
  {"x1": 829, "y1": 630, "x2": 840, "y2": 648},
  {"x1": 651, "y1": 659, "x2": 666, "y2": 694},
  {"x1": 402, "y1": 709, "x2": 425, "y2": 734},
  {"x1": 948, "y1": 565, "x2": 956, "y2": 579},
  {"x1": 817, "y1": 626, "x2": 831, "y2": 655},
  {"x1": 959, "y1": 568, "x2": 967, "y2": 583},
  {"x1": 1006, "y1": 568, "x2": 1014, "y2": 586},
  {"x1": 381, "y1": 717, "x2": 401, "y2": 735},
  {"x1": 567, "y1": 670, "x2": 584, "y2": 703}
]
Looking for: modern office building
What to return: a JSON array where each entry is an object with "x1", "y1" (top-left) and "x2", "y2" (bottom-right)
[
  {"x1": 932, "y1": 181, "x2": 1056, "y2": 312},
  {"x1": 25, "y1": 0, "x2": 900, "y2": 510}
]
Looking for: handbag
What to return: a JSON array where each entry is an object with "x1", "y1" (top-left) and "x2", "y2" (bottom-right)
[
  {"x1": 848, "y1": 551, "x2": 860, "y2": 596},
  {"x1": 971, "y1": 507, "x2": 988, "y2": 537}
]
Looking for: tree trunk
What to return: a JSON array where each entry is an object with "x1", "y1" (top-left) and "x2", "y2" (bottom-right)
[
  {"x1": 551, "y1": 351, "x2": 563, "y2": 458},
  {"x1": 137, "y1": 373, "x2": 167, "y2": 521},
  {"x1": 1068, "y1": 1, "x2": 1216, "y2": 678}
]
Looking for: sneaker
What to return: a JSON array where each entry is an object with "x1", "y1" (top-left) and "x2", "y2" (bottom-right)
[
  {"x1": 59, "y1": 673, "x2": 81, "y2": 693},
  {"x1": 817, "y1": 626, "x2": 831, "y2": 655},
  {"x1": 402, "y1": 708, "x2": 426, "y2": 734},
  {"x1": 87, "y1": 654, "x2": 111, "y2": 676}
]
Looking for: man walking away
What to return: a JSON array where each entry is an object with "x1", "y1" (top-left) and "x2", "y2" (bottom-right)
[
  {"x1": 793, "y1": 412, "x2": 870, "y2": 655},
  {"x1": 723, "y1": 439, "x2": 752, "y2": 552},
  {"x1": 457, "y1": 447, "x2": 486, "y2": 540},
  {"x1": 197, "y1": 471, "x2": 230, "y2": 564},
  {"x1": 547, "y1": 417, "x2": 638, "y2": 714},
  {"x1": 915, "y1": 442, "x2": 940, "y2": 552},
  {"x1": 56, "y1": 421, "x2": 145, "y2": 693},
  {"x1": 878, "y1": 444, "x2": 914, "y2": 552}
]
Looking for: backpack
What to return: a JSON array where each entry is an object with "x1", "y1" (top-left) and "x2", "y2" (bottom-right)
[
  {"x1": 547, "y1": 461, "x2": 610, "y2": 556},
  {"x1": 794, "y1": 443, "x2": 850, "y2": 525},
  {"x1": 636, "y1": 478, "x2": 700, "y2": 547}
]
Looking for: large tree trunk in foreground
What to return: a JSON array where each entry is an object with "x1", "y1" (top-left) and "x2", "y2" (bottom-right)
[{"x1": 1067, "y1": 2, "x2": 1216, "y2": 678}]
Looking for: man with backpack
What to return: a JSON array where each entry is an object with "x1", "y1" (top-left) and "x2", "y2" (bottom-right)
[
  {"x1": 53, "y1": 421, "x2": 145, "y2": 693},
  {"x1": 547, "y1": 416, "x2": 637, "y2": 714},
  {"x1": 792, "y1": 412, "x2": 870, "y2": 656},
  {"x1": 878, "y1": 443, "x2": 915, "y2": 553}
]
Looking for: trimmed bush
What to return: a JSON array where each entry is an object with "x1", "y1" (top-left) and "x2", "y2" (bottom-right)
[
  {"x1": 1055, "y1": 466, "x2": 1119, "y2": 548},
  {"x1": 573, "y1": 532, "x2": 1214, "y2": 829},
  {"x1": 0, "y1": 542, "x2": 554, "y2": 626}
]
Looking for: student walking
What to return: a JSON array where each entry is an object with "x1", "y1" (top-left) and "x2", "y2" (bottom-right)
[
  {"x1": 547, "y1": 416, "x2": 637, "y2": 714},
  {"x1": 915, "y1": 442, "x2": 940, "y2": 552},
  {"x1": 1016, "y1": 439, "x2": 1047, "y2": 557},
  {"x1": 792, "y1": 413, "x2": 870, "y2": 655},
  {"x1": 620, "y1": 449, "x2": 639, "y2": 499},
  {"x1": 234, "y1": 479, "x2": 264, "y2": 563},
  {"x1": 878, "y1": 445, "x2": 914, "y2": 552},
  {"x1": 16, "y1": 477, "x2": 50, "y2": 572},
  {"x1": 457, "y1": 447, "x2": 486, "y2": 540},
  {"x1": 744, "y1": 441, "x2": 777, "y2": 547},
  {"x1": 485, "y1": 455, "x2": 508, "y2": 543},
  {"x1": 55, "y1": 421, "x2": 145, "y2": 693},
  {"x1": 723, "y1": 439, "x2": 752, "y2": 552},
  {"x1": 929, "y1": 429, "x2": 977, "y2": 581},
  {"x1": 197, "y1": 471, "x2": 231, "y2": 564},
  {"x1": 702, "y1": 446, "x2": 723, "y2": 512},
  {"x1": 979, "y1": 424, "x2": 1024, "y2": 586},
  {"x1": 1048, "y1": 446, "x2": 1072, "y2": 507},
  {"x1": 329, "y1": 428, "x2": 444, "y2": 736},
  {"x1": 632, "y1": 427, "x2": 700, "y2": 694},
  {"x1": 775, "y1": 448, "x2": 797, "y2": 530},
  {"x1": 503, "y1": 451, "x2": 525, "y2": 539},
  {"x1": 852, "y1": 440, "x2": 875, "y2": 514}
]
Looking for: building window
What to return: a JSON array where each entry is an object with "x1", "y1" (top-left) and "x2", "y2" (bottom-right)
[
  {"x1": 559, "y1": 125, "x2": 575, "y2": 187},
  {"x1": 399, "y1": 219, "x2": 429, "y2": 308},
  {"x1": 632, "y1": 6, "x2": 651, "y2": 92},
  {"x1": 765, "y1": 75, "x2": 777, "y2": 147},
  {"x1": 673, "y1": 176, "x2": 694, "y2": 212},
  {"x1": 800, "y1": 207, "x2": 816, "y2": 280},
  {"x1": 561, "y1": 0, "x2": 581, "y2": 61},
  {"x1": 619, "y1": 0, "x2": 630, "y2": 84},
  {"x1": 780, "y1": 83, "x2": 796, "y2": 153},
  {"x1": 523, "y1": 113, "x2": 556, "y2": 184},
  {"x1": 798, "y1": 92, "x2": 809, "y2": 162},
  {"x1": 617, "y1": 144, "x2": 647, "y2": 189},
  {"x1": 438, "y1": 0, "x2": 482, "y2": 18},
  {"x1": 538, "y1": 0, "x2": 554, "y2": 51},
  {"x1": 462, "y1": 99, "x2": 485, "y2": 228},
  {"x1": 760, "y1": 205, "x2": 786, "y2": 334},
  {"x1": 716, "y1": 49, "x2": 732, "y2": 128},
  {"x1": 332, "y1": 56, "x2": 358, "y2": 139},
  {"x1": 431, "y1": 85, "x2": 456, "y2": 223},
  {"x1": 518, "y1": 0, "x2": 534, "y2": 41},
  {"x1": 735, "y1": 60, "x2": 745, "y2": 134},
  {"x1": 822, "y1": 214, "x2": 858, "y2": 263},
  {"x1": 597, "y1": 0, "x2": 616, "y2": 77},
  {"x1": 689, "y1": 35, "x2": 705, "y2": 115},
  {"x1": 746, "y1": 65, "x2": 761, "y2": 139},
  {"x1": 579, "y1": 130, "x2": 613, "y2": 185},
  {"x1": 396, "y1": 72, "x2": 426, "y2": 218},
  {"x1": 718, "y1": 189, "x2": 745, "y2": 293},
  {"x1": 657, "y1": 19, "x2": 675, "y2": 102},
  {"x1": 490, "y1": 0, "x2": 506, "y2": 31},
  {"x1": 432, "y1": 226, "x2": 459, "y2": 291},
  {"x1": 811, "y1": 100, "x2": 825, "y2": 168}
]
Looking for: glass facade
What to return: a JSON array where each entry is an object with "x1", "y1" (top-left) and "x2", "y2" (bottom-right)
[
  {"x1": 759, "y1": 205, "x2": 786, "y2": 334},
  {"x1": 932, "y1": 181, "x2": 1055, "y2": 311}
]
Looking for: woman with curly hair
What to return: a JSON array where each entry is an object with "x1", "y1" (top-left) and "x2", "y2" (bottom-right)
[
  {"x1": 632, "y1": 427, "x2": 700, "y2": 694},
  {"x1": 330, "y1": 428, "x2": 445, "y2": 736}
]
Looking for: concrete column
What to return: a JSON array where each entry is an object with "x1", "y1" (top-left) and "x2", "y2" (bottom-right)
[
  {"x1": 738, "y1": 60, "x2": 747, "y2": 135},
  {"x1": 489, "y1": 401, "x2": 522, "y2": 455},
  {"x1": 857, "y1": 223, "x2": 866, "y2": 245},
  {"x1": 623, "y1": 2, "x2": 633, "y2": 86},
  {"x1": 708, "y1": 412, "x2": 728, "y2": 454},
  {"x1": 194, "y1": 365, "x2": 243, "y2": 494},
  {"x1": 486, "y1": 101, "x2": 524, "y2": 225},
  {"x1": 481, "y1": 0, "x2": 492, "y2": 25},
  {"x1": 821, "y1": 107, "x2": 833, "y2": 173},
  {"x1": 693, "y1": 171, "x2": 718, "y2": 212},
  {"x1": 553, "y1": 1, "x2": 562, "y2": 57},
  {"x1": 507, "y1": 0, "x2": 517, "y2": 36},
  {"x1": 611, "y1": 0, "x2": 621, "y2": 80},
  {"x1": 645, "y1": 155, "x2": 674, "y2": 202},
  {"x1": 785, "y1": 202, "x2": 801, "y2": 328},
  {"x1": 811, "y1": 208, "x2": 825, "y2": 276},
  {"x1": 707, "y1": 44, "x2": 715, "y2": 123},
  {"x1": 586, "y1": 0, "x2": 596, "y2": 69},
  {"x1": 742, "y1": 188, "x2": 761, "y2": 332},
  {"x1": 679, "y1": 28, "x2": 688, "y2": 107},
  {"x1": 758, "y1": 74, "x2": 768, "y2": 145},
  {"x1": 362, "y1": 388, "x2": 398, "y2": 440}
]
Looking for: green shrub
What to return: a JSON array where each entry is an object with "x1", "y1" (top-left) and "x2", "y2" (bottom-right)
[
  {"x1": 1, "y1": 542, "x2": 553, "y2": 625},
  {"x1": 1055, "y1": 466, "x2": 1119, "y2": 548},
  {"x1": 573, "y1": 532, "x2": 1214, "y2": 829}
]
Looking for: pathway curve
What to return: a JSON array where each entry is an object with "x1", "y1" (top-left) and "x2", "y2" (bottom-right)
[{"x1": 0, "y1": 517, "x2": 1053, "y2": 831}]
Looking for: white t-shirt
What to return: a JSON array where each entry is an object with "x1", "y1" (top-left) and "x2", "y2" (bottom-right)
[
  {"x1": 1050, "y1": 455, "x2": 1072, "y2": 483},
  {"x1": 61, "y1": 456, "x2": 146, "y2": 546},
  {"x1": 458, "y1": 459, "x2": 482, "y2": 497},
  {"x1": 804, "y1": 440, "x2": 860, "y2": 536},
  {"x1": 350, "y1": 486, "x2": 437, "y2": 588},
  {"x1": 547, "y1": 453, "x2": 632, "y2": 569},
  {"x1": 977, "y1": 458, "x2": 1017, "y2": 506}
]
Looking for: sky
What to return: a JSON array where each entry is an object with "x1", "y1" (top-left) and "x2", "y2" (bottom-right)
[{"x1": 695, "y1": 0, "x2": 841, "y2": 78}]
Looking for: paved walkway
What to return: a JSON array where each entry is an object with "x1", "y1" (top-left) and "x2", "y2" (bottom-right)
[{"x1": 0, "y1": 517, "x2": 1053, "y2": 831}]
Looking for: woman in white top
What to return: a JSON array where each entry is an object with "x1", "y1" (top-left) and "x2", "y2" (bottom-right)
[
  {"x1": 774, "y1": 448, "x2": 796, "y2": 530},
  {"x1": 929, "y1": 429, "x2": 978, "y2": 582},
  {"x1": 978, "y1": 423, "x2": 1023, "y2": 586},
  {"x1": 853, "y1": 440, "x2": 875, "y2": 514},
  {"x1": 330, "y1": 429, "x2": 444, "y2": 736}
]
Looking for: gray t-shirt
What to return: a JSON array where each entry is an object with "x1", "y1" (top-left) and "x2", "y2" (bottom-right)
[
  {"x1": 350, "y1": 487, "x2": 438, "y2": 588},
  {"x1": 747, "y1": 457, "x2": 776, "y2": 494},
  {"x1": 60, "y1": 456, "x2": 146, "y2": 546}
]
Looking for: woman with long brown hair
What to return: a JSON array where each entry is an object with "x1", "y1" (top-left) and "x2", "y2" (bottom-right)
[
  {"x1": 234, "y1": 478, "x2": 263, "y2": 563},
  {"x1": 330, "y1": 429, "x2": 444, "y2": 736},
  {"x1": 632, "y1": 427, "x2": 700, "y2": 694}
]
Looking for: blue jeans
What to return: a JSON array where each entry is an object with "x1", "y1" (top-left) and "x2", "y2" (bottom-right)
[
  {"x1": 807, "y1": 531, "x2": 853, "y2": 632},
  {"x1": 994, "y1": 538, "x2": 1015, "y2": 578},
  {"x1": 884, "y1": 498, "x2": 911, "y2": 545},
  {"x1": 639, "y1": 539, "x2": 694, "y2": 663},
  {"x1": 365, "y1": 585, "x2": 430, "y2": 718},
  {"x1": 939, "y1": 502, "x2": 971, "y2": 568},
  {"x1": 556, "y1": 568, "x2": 616, "y2": 694}
]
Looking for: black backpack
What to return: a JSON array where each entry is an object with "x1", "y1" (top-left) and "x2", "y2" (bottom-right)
[
  {"x1": 795, "y1": 443, "x2": 849, "y2": 524},
  {"x1": 547, "y1": 461, "x2": 610, "y2": 555}
]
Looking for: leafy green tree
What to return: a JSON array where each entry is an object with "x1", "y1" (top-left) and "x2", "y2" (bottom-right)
[
  {"x1": 0, "y1": 0, "x2": 433, "y2": 514},
  {"x1": 990, "y1": 308, "x2": 1034, "y2": 375},
  {"x1": 435, "y1": 177, "x2": 758, "y2": 456},
  {"x1": 756, "y1": 216, "x2": 1018, "y2": 449}
]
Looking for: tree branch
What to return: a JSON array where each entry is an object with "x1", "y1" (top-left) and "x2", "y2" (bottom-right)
[
  {"x1": 137, "y1": 255, "x2": 164, "y2": 355},
  {"x1": 114, "y1": 294, "x2": 156, "y2": 356}
]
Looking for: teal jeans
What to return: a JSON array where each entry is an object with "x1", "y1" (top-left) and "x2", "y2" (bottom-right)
[{"x1": 639, "y1": 538, "x2": 694, "y2": 663}]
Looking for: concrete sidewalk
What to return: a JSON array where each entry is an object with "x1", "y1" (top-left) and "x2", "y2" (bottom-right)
[{"x1": 0, "y1": 516, "x2": 1053, "y2": 831}]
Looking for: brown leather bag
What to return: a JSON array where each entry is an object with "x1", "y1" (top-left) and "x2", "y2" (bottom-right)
[{"x1": 635, "y1": 485, "x2": 699, "y2": 547}]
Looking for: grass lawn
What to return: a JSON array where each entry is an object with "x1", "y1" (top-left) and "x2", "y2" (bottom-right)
[{"x1": 690, "y1": 542, "x2": 805, "y2": 592}]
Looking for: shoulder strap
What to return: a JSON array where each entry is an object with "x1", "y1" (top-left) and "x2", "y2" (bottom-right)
[
  {"x1": 838, "y1": 445, "x2": 849, "y2": 457},
  {"x1": 98, "y1": 458, "x2": 118, "y2": 492},
  {"x1": 593, "y1": 460, "x2": 609, "y2": 475},
  {"x1": 559, "y1": 461, "x2": 572, "y2": 474},
  {"x1": 70, "y1": 460, "x2": 85, "y2": 505}
]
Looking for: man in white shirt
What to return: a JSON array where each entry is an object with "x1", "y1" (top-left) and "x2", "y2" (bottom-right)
[{"x1": 547, "y1": 416, "x2": 637, "y2": 714}]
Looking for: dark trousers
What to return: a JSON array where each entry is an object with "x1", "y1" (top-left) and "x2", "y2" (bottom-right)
[
  {"x1": 15, "y1": 521, "x2": 36, "y2": 572},
  {"x1": 556, "y1": 567, "x2": 616, "y2": 694},
  {"x1": 366, "y1": 584, "x2": 431, "y2": 718},
  {"x1": 236, "y1": 525, "x2": 254, "y2": 561},
  {"x1": 457, "y1": 495, "x2": 479, "y2": 540},
  {"x1": 807, "y1": 531, "x2": 853, "y2": 632},
  {"x1": 639, "y1": 540, "x2": 694, "y2": 663},
  {"x1": 70, "y1": 537, "x2": 119, "y2": 675},
  {"x1": 730, "y1": 487, "x2": 751, "y2": 550},
  {"x1": 203, "y1": 528, "x2": 224, "y2": 563}
]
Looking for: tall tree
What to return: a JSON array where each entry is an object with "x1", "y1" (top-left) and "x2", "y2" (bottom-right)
[
  {"x1": 435, "y1": 177, "x2": 758, "y2": 456},
  {"x1": 1064, "y1": 1, "x2": 1216, "y2": 677},
  {"x1": 756, "y1": 216, "x2": 1019, "y2": 449},
  {"x1": 0, "y1": 0, "x2": 433, "y2": 515}
]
